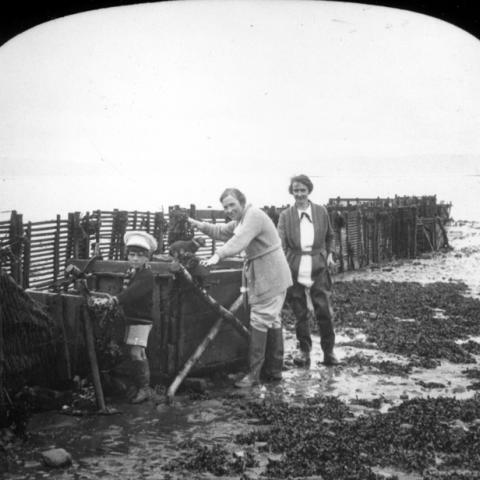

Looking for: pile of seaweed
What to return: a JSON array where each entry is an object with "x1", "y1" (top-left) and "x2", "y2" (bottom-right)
[
  {"x1": 165, "y1": 440, "x2": 257, "y2": 477},
  {"x1": 234, "y1": 395, "x2": 480, "y2": 480},
  {"x1": 333, "y1": 280, "x2": 480, "y2": 365},
  {"x1": 0, "y1": 270, "x2": 61, "y2": 433}
]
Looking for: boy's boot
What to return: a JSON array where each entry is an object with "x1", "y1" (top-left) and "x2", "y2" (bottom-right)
[
  {"x1": 235, "y1": 328, "x2": 267, "y2": 388},
  {"x1": 131, "y1": 360, "x2": 151, "y2": 404},
  {"x1": 261, "y1": 328, "x2": 284, "y2": 381}
]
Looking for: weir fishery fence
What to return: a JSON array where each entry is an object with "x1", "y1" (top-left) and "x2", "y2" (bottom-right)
[{"x1": 0, "y1": 195, "x2": 450, "y2": 290}]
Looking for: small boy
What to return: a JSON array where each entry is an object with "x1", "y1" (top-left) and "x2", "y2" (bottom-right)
[{"x1": 112, "y1": 230, "x2": 157, "y2": 404}]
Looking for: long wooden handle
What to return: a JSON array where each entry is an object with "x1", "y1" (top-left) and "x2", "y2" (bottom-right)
[
  {"x1": 82, "y1": 305, "x2": 107, "y2": 412},
  {"x1": 174, "y1": 263, "x2": 250, "y2": 339}
]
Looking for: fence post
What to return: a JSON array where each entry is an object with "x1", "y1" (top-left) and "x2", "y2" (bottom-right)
[
  {"x1": 66, "y1": 213, "x2": 74, "y2": 261},
  {"x1": 411, "y1": 207, "x2": 417, "y2": 258},
  {"x1": 73, "y1": 212, "x2": 82, "y2": 259},
  {"x1": 94, "y1": 210, "x2": 101, "y2": 246},
  {"x1": 109, "y1": 209, "x2": 118, "y2": 260},
  {"x1": 146, "y1": 211, "x2": 151, "y2": 233},
  {"x1": 53, "y1": 214, "x2": 61, "y2": 284},
  {"x1": 133, "y1": 210, "x2": 138, "y2": 230},
  {"x1": 23, "y1": 221, "x2": 32, "y2": 289},
  {"x1": 9, "y1": 210, "x2": 23, "y2": 285},
  {"x1": 154, "y1": 211, "x2": 166, "y2": 253}
]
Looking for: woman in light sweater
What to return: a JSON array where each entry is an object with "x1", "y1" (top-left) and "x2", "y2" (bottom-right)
[{"x1": 188, "y1": 188, "x2": 292, "y2": 387}]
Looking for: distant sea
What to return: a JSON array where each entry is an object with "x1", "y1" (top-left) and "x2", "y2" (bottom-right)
[{"x1": 1, "y1": 173, "x2": 479, "y2": 222}]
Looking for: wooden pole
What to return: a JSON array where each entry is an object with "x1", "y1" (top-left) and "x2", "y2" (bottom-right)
[
  {"x1": 23, "y1": 222, "x2": 32, "y2": 289},
  {"x1": 82, "y1": 305, "x2": 107, "y2": 412},
  {"x1": 166, "y1": 294, "x2": 243, "y2": 403},
  {"x1": 9, "y1": 211, "x2": 22, "y2": 284},
  {"x1": 435, "y1": 215, "x2": 450, "y2": 250},
  {"x1": 53, "y1": 214, "x2": 61, "y2": 284},
  {"x1": 133, "y1": 210, "x2": 138, "y2": 230},
  {"x1": 66, "y1": 213, "x2": 74, "y2": 262},
  {"x1": 73, "y1": 212, "x2": 81, "y2": 259},
  {"x1": 172, "y1": 263, "x2": 249, "y2": 339}
]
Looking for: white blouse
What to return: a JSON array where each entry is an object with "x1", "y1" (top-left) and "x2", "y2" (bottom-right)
[{"x1": 297, "y1": 204, "x2": 314, "y2": 287}]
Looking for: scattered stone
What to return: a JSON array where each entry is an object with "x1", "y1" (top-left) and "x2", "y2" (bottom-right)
[
  {"x1": 182, "y1": 377, "x2": 208, "y2": 393},
  {"x1": 417, "y1": 380, "x2": 446, "y2": 389},
  {"x1": 267, "y1": 453, "x2": 283, "y2": 464},
  {"x1": 40, "y1": 448, "x2": 72, "y2": 468},
  {"x1": 254, "y1": 441, "x2": 268, "y2": 450}
]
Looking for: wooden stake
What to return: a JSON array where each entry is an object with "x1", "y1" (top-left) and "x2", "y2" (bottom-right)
[{"x1": 82, "y1": 305, "x2": 107, "y2": 412}]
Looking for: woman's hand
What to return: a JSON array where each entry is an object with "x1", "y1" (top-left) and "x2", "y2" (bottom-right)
[
  {"x1": 187, "y1": 217, "x2": 201, "y2": 228},
  {"x1": 200, "y1": 253, "x2": 220, "y2": 267}
]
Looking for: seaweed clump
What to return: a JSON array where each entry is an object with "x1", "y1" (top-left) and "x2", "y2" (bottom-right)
[
  {"x1": 164, "y1": 441, "x2": 257, "y2": 476},
  {"x1": 332, "y1": 281, "x2": 480, "y2": 364},
  {"x1": 236, "y1": 395, "x2": 480, "y2": 479}
]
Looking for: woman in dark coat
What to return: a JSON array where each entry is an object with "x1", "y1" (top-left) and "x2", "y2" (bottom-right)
[{"x1": 277, "y1": 174, "x2": 339, "y2": 366}]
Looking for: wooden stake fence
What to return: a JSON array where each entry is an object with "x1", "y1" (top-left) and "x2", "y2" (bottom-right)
[{"x1": 0, "y1": 196, "x2": 451, "y2": 289}]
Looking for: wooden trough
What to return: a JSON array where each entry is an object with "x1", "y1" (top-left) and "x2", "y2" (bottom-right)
[{"x1": 27, "y1": 258, "x2": 250, "y2": 387}]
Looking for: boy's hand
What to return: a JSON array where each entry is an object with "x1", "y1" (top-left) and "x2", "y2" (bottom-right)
[{"x1": 88, "y1": 292, "x2": 117, "y2": 309}]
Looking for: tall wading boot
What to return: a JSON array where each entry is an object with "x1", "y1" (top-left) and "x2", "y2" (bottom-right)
[
  {"x1": 130, "y1": 360, "x2": 151, "y2": 404},
  {"x1": 323, "y1": 351, "x2": 340, "y2": 366},
  {"x1": 261, "y1": 328, "x2": 284, "y2": 381},
  {"x1": 235, "y1": 328, "x2": 267, "y2": 388},
  {"x1": 293, "y1": 349, "x2": 311, "y2": 367}
]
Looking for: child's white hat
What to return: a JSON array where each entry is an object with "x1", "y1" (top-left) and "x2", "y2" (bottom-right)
[{"x1": 124, "y1": 231, "x2": 158, "y2": 253}]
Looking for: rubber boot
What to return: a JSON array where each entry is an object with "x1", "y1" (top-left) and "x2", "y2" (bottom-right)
[
  {"x1": 323, "y1": 351, "x2": 340, "y2": 366},
  {"x1": 130, "y1": 360, "x2": 151, "y2": 404},
  {"x1": 235, "y1": 328, "x2": 267, "y2": 388},
  {"x1": 261, "y1": 328, "x2": 284, "y2": 381},
  {"x1": 293, "y1": 349, "x2": 311, "y2": 367}
]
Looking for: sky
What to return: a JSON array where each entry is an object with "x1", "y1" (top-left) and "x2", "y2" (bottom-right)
[{"x1": 1, "y1": 0, "x2": 480, "y2": 221}]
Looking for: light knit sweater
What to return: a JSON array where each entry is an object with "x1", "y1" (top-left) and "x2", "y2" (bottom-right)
[{"x1": 195, "y1": 205, "x2": 292, "y2": 302}]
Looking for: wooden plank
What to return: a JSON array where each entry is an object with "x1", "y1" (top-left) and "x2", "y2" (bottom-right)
[
  {"x1": 49, "y1": 294, "x2": 72, "y2": 381},
  {"x1": 68, "y1": 259, "x2": 175, "y2": 277},
  {"x1": 30, "y1": 223, "x2": 68, "y2": 231},
  {"x1": 160, "y1": 278, "x2": 173, "y2": 373},
  {"x1": 29, "y1": 258, "x2": 57, "y2": 269},
  {"x1": 29, "y1": 250, "x2": 55, "y2": 260},
  {"x1": 28, "y1": 219, "x2": 67, "y2": 227},
  {"x1": 150, "y1": 279, "x2": 162, "y2": 374}
]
